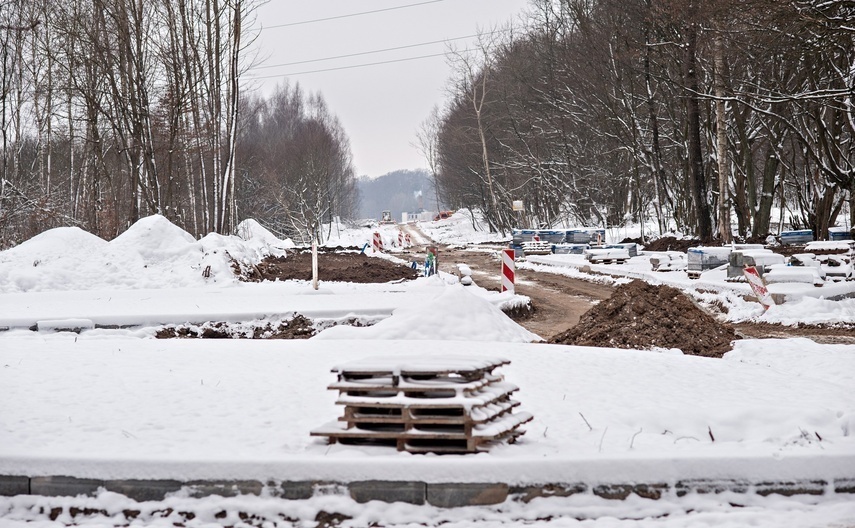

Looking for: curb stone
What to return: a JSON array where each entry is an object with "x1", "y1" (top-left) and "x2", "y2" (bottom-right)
[
  {"x1": 30, "y1": 476, "x2": 103, "y2": 497},
  {"x1": 426, "y1": 483, "x2": 508, "y2": 507},
  {"x1": 349, "y1": 481, "x2": 426, "y2": 505},
  {"x1": 185, "y1": 480, "x2": 264, "y2": 498},
  {"x1": 3, "y1": 476, "x2": 854, "y2": 504},
  {"x1": 510, "y1": 483, "x2": 587, "y2": 503},
  {"x1": 103, "y1": 479, "x2": 182, "y2": 502},
  {"x1": 0, "y1": 476, "x2": 29, "y2": 496},
  {"x1": 834, "y1": 478, "x2": 855, "y2": 494},
  {"x1": 754, "y1": 480, "x2": 827, "y2": 497}
]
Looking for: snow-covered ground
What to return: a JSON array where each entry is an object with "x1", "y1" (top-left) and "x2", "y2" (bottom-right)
[{"x1": 1, "y1": 212, "x2": 854, "y2": 526}]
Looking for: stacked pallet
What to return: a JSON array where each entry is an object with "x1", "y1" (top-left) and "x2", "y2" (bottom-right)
[{"x1": 311, "y1": 356, "x2": 532, "y2": 454}]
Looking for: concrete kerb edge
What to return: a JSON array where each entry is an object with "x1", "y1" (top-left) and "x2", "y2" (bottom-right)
[{"x1": 3, "y1": 476, "x2": 854, "y2": 505}]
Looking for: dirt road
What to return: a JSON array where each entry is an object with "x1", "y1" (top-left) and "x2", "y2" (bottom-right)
[{"x1": 434, "y1": 246, "x2": 612, "y2": 340}]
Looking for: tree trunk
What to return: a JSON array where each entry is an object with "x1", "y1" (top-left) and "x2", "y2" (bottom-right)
[
  {"x1": 685, "y1": 23, "x2": 713, "y2": 242},
  {"x1": 713, "y1": 32, "x2": 731, "y2": 243}
]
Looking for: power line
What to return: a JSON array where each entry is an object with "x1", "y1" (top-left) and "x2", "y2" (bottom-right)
[
  {"x1": 253, "y1": 34, "x2": 477, "y2": 70},
  {"x1": 249, "y1": 51, "x2": 461, "y2": 79},
  {"x1": 262, "y1": 0, "x2": 446, "y2": 30}
]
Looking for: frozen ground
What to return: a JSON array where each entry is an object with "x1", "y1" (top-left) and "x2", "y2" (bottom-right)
[{"x1": 1, "y1": 212, "x2": 854, "y2": 525}]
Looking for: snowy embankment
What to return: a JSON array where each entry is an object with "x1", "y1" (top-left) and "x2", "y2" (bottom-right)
[{"x1": 1, "y1": 335, "x2": 853, "y2": 485}]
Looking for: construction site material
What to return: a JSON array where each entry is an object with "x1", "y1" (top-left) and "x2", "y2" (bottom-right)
[
  {"x1": 311, "y1": 356, "x2": 532, "y2": 454},
  {"x1": 551, "y1": 243, "x2": 588, "y2": 255},
  {"x1": 687, "y1": 247, "x2": 732, "y2": 278},
  {"x1": 764, "y1": 266, "x2": 825, "y2": 286},
  {"x1": 649, "y1": 252, "x2": 687, "y2": 272},
  {"x1": 804, "y1": 240, "x2": 854, "y2": 255},
  {"x1": 726, "y1": 250, "x2": 786, "y2": 281},
  {"x1": 781, "y1": 230, "x2": 814, "y2": 245},
  {"x1": 584, "y1": 247, "x2": 630, "y2": 264},
  {"x1": 829, "y1": 227, "x2": 853, "y2": 241},
  {"x1": 521, "y1": 240, "x2": 552, "y2": 256}
]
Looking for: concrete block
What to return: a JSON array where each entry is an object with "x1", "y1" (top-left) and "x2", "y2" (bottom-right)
[
  {"x1": 593, "y1": 484, "x2": 633, "y2": 500},
  {"x1": 103, "y1": 479, "x2": 183, "y2": 502},
  {"x1": 349, "y1": 481, "x2": 425, "y2": 505},
  {"x1": 185, "y1": 480, "x2": 264, "y2": 498},
  {"x1": 31, "y1": 476, "x2": 103, "y2": 497},
  {"x1": 0, "y1": 475, "x2": 29, "y2": 496},
  {"x1": 754, "y1": 480, "x2": 826, "y2": 497},
  {"x1": 675, "y1": 479, "x2": 749, "y2": 497},
  {"x1": 427, "y1": 483, "x2": 508, "y2": 507},
  {"x1": 631, "y1": 483, "x2": 669, "y2": 500},
  {"x1": 273, "y1": 481, "x2": 315, "y2": 500},
  {"x1": 834, "y1": 478, "x2": 855, "y2": 494},
  {"x1": 510, "y1": 483, "x2": 587, "y2": 503}
]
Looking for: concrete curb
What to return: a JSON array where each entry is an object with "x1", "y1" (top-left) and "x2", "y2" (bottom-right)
[{"x1": 3, "y1": 475, "x2": 854, "y2": 505}]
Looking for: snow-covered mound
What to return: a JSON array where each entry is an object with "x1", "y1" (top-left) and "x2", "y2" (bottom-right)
[
  {"x1": 0, "y1": 215, "x2": 292, "y2": 293},
  {"x1": 236, "y1": 218, "x2": 295, "y2": 250},
  {"x1": 0, "y1": 226, "x2": 108, "y2": 265},
  {"x1": 418, "y1": 209, "x2": 509, "y2": 245},
  {"x1": 314, "y1": 282, "x2": 540, "y2": 342}
]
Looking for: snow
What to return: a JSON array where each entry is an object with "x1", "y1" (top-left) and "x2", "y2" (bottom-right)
[
  {"x1": 2, "y1": 489, "x2": 854, "y2": 527},
  {"x1": 417, "y1": 209, "x2": 510, "y2": 245},
  {"x1": 314, "y1": 282, "x2": 540, "y2": 343},
  {"x1": 2, "y1": 336, "x2": 853, "y2": 484},
  {"x1": 1, "y1": 212, "x2": 855, "y2": 525}
]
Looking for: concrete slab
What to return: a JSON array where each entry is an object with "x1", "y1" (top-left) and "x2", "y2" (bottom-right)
[
  {"x1": 31, "y1": 476, "x2": 103, "y2": 497},
  {"x1": 427, "y1": 483, "x2": 508, "y2": 507},
  {"x1": 349, "y1": 481, "x2": 425, "y2": 505},
  {"x1": 103, "y1": 479, "x2": 182, "y2": 502},
  {"x1": 0, "y1": 475, "x2": 29, "y2": 496},
  {"x1": 185, "y1": 480, "x2": 264, "y2": 498}
]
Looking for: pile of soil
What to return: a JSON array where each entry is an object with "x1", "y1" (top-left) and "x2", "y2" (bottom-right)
[
  {"x1": 639, "y1": 236, "x2": 701, "y2": 253},
  {"x1": 245, "y1": 251, "x2": 419, "y2": 283},
  {"x1": 156, "y1": 315, "x2": 316, "y2": 339},
  {"x1": 549, "y1": 280, "x2": 740, "y2": 357}
]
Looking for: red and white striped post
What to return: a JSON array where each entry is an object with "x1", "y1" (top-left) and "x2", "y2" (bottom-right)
[
  {"x1": 405, "y1": 233, "x2": 412, "y2": 246},
  {"x1": 373, "y1": 231, "x2": 383, "y2": 252},
  {"x1": 398, "y1": 231, "x2": 404, "y2": 247},
  {"x1": 501, "y1": 248, "x2": 515, "y2": 293}
]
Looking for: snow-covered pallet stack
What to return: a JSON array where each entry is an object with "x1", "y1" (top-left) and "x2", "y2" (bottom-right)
[{"x1": 311, "y1": 356, "x2": 532, "y2": 454}]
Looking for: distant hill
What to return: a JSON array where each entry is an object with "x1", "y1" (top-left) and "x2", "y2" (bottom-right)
[{"x1": 357, "y1": 169, "x2": 438, "y2": 222}]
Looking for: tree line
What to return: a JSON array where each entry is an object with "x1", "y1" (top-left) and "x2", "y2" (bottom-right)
[
  {"x1": 0, "y1": 0, "x2": 357, "y2": 247},
  {"x1": 425, "y1": 0, "x2": 854, "y2": 242}
]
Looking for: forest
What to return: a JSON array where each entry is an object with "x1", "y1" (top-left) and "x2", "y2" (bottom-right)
[
  {"x1": 0, "y1": 0, "x2": 852, "y2": 247},
  {"x1": 426, "y1": 0, "x2": 854, "y2": 242},
  {"x1": 0, "y1": 0, "x2": 356, "y2": 247}
]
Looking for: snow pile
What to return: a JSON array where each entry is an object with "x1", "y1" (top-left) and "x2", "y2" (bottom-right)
[
  {"x1": 418, "y1": 209, "x2": 509, "y2": 245},
  {"x1": 0, "y1": 215, "x2": 292, "y2": 293},
  {"x1": 315, "y1": 282, "x2": 541, "y2": 342},
  {"x1": 235, "y1": 218, "x2": 295, "y2": 250}
]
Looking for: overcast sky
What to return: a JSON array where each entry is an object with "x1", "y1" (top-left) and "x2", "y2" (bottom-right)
[{"x1": 247, "y1": 0, "x2": 530, "y2": 179}]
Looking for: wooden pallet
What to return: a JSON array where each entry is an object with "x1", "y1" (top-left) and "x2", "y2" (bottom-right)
[{"x1": 311, "y1": 356, "x2": 532, "y2": 454}]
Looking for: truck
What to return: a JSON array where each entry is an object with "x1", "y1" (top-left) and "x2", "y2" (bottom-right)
[{"x1": 379, "y1": 210, "x2": 394, "y2": 224}]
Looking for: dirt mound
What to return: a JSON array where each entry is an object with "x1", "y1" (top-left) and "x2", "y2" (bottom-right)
[
  {"x1": 549, "y1": 280, "x2": 739, "y2": 357},
  {"x1": 641, "y1": 237, "x2": 700, "y2": 253},
  {"x1": 245, "y1": 251, "x2": 419, "y2": 283}
]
